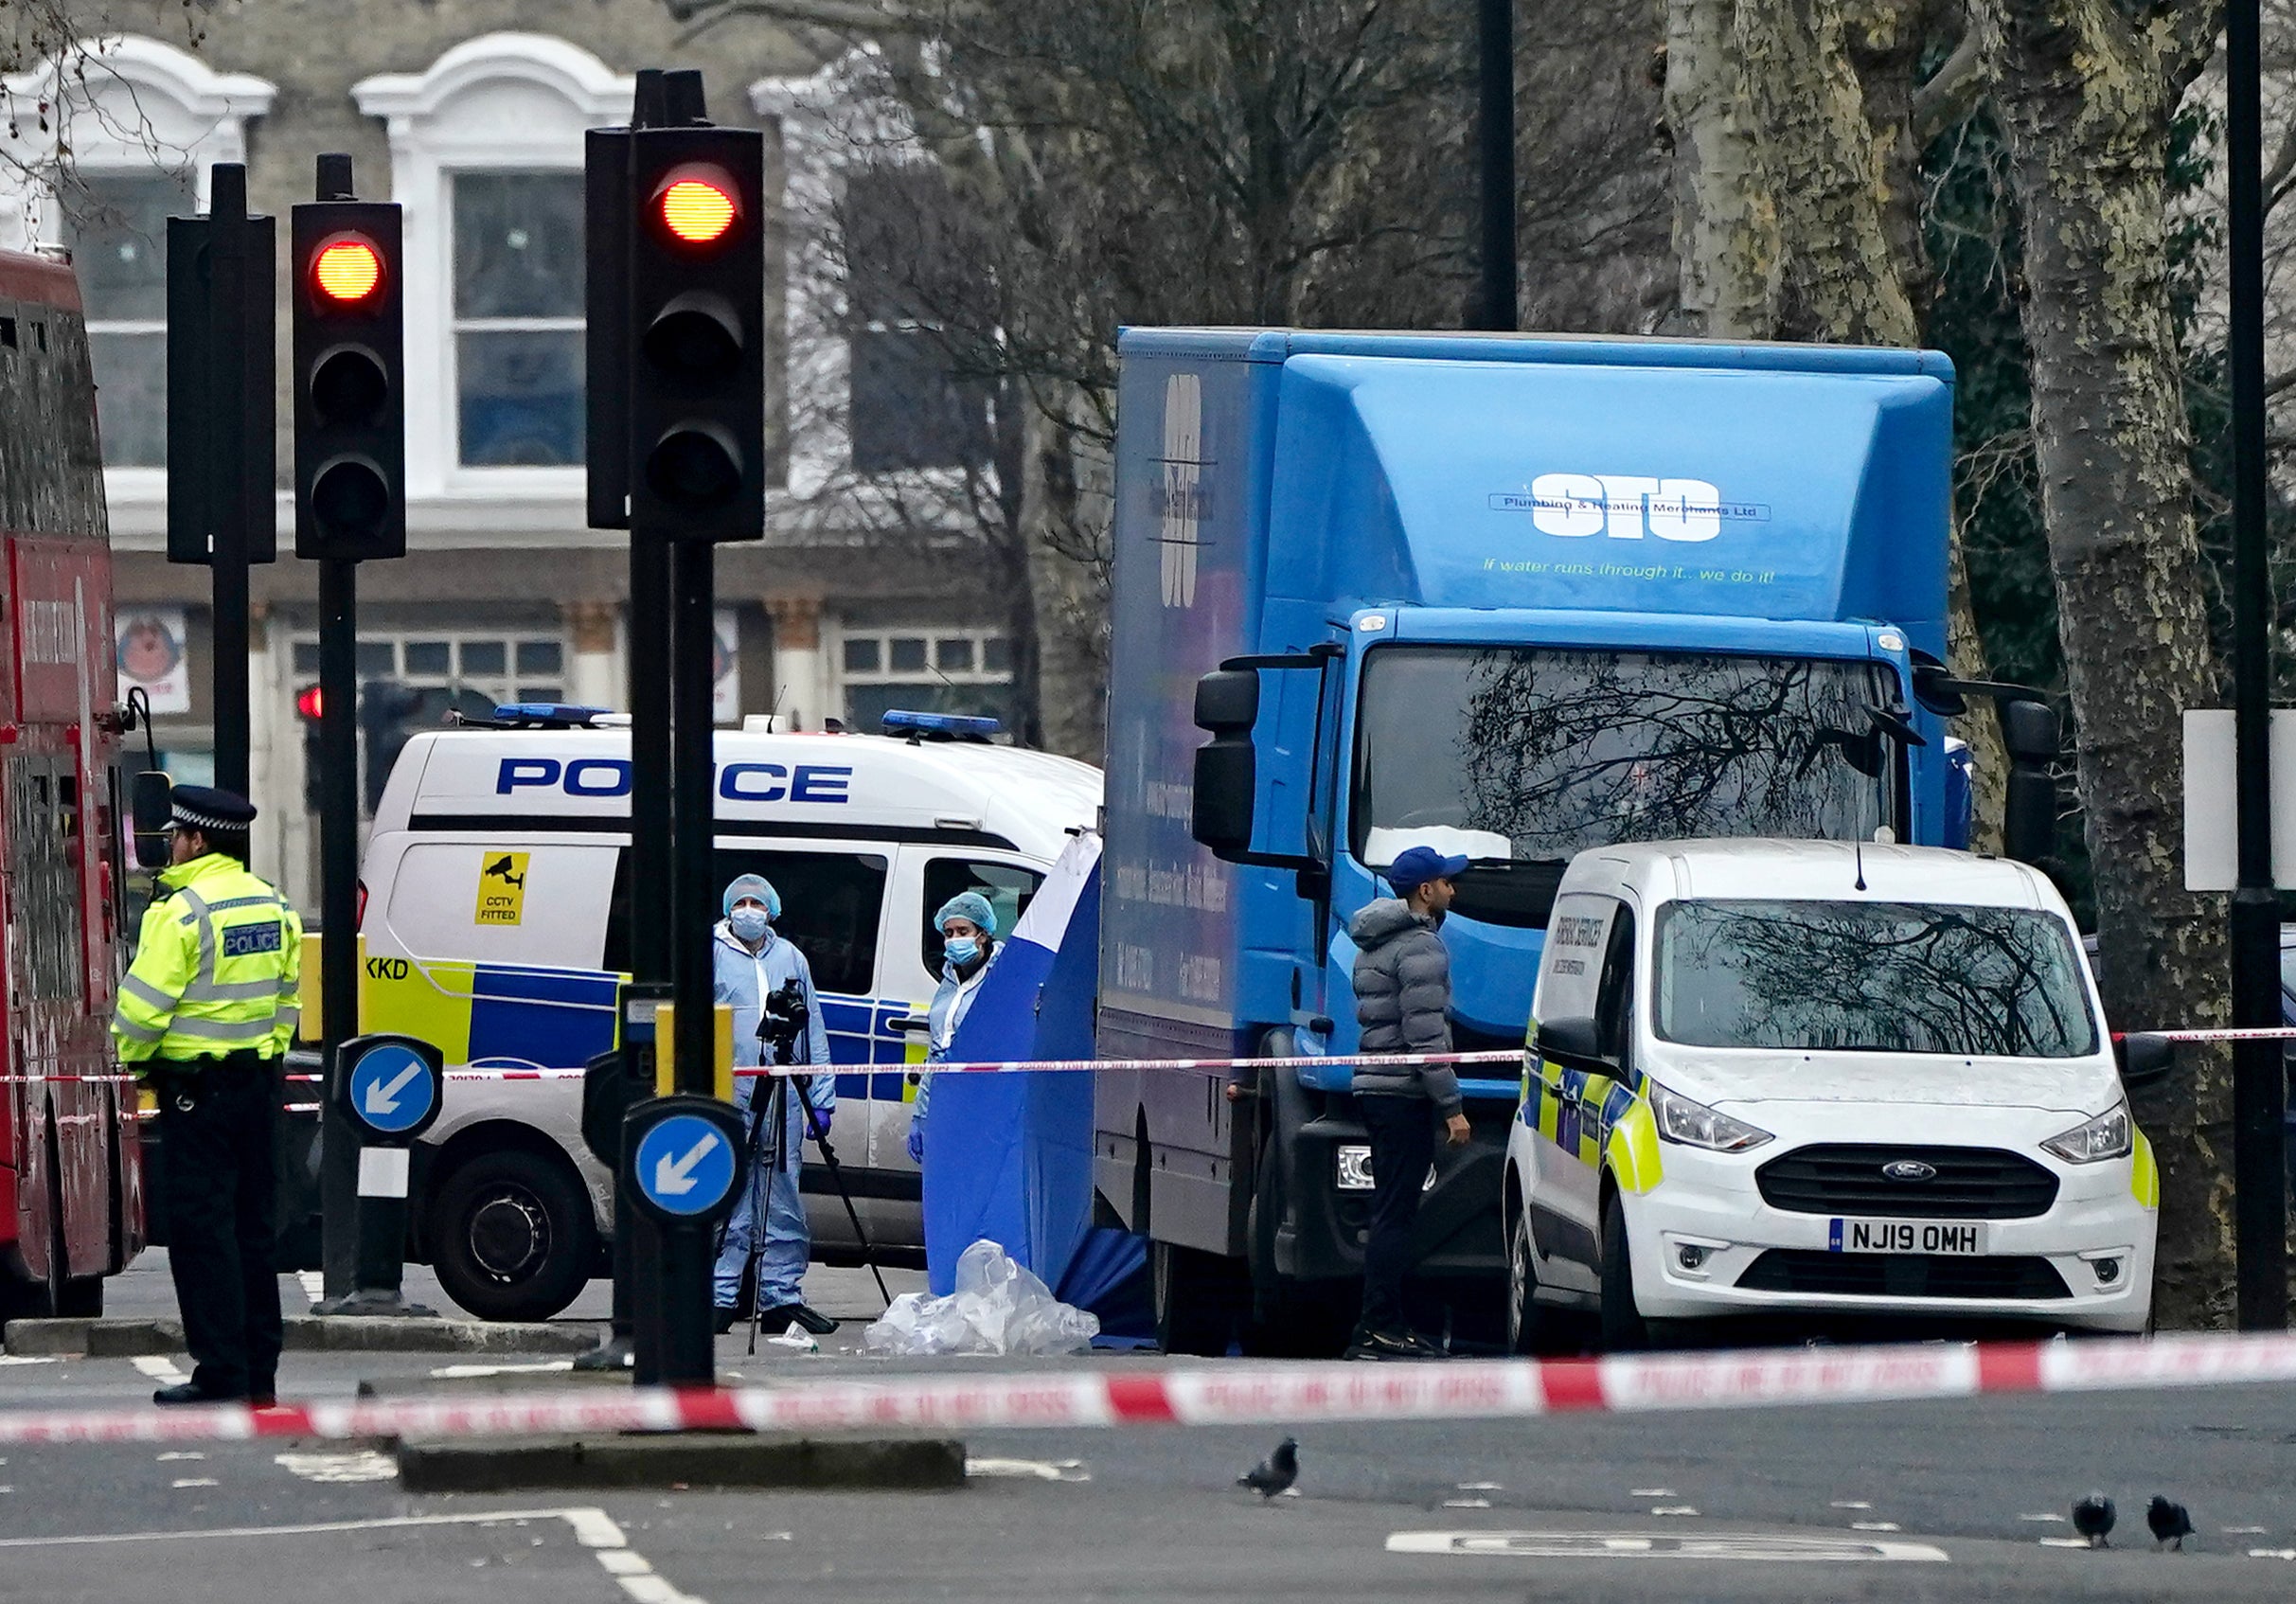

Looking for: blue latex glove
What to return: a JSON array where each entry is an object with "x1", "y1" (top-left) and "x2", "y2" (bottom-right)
[{"x1": 906, "y1": 1121, "x2": 925, "y2": 1165}]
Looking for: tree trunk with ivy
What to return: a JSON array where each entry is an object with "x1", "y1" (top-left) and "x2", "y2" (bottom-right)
[
  {"x1": 1665, "y1": 0, "x2": 2009, "y2": 844},
  {"x1": 1980, "y1": 0, "x2": 2233, "y2": 1326}
]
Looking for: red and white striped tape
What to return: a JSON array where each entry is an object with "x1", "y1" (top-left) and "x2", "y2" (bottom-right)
[
  {"x1": 2114, "y1": 1025, "x2": 2296, "y2": 1044},
  {"x1": 3, "y1": 1330, "x2": 2295, "y2": 1447}
]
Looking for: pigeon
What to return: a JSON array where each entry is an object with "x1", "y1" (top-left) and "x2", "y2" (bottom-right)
[
  {"x1": 1237, "y1": 1436, "x2": 1299, "y2": 1499},
  {"x1": 2146, "y1": 1496, "x2": 2193, "y2": 1552},
  {"x1": 2072, "y1": 1492, "x2": 2115, "y2": 1548}
]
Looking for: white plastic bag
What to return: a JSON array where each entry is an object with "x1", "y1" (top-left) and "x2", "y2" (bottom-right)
[{"x1": 863, "y1": 1239, "x2": 1099, "y2": 1357}]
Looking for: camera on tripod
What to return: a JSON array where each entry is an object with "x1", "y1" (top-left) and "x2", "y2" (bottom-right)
[{"x1": 756, "y1": 976, "x2": 810, "y2": 1064}]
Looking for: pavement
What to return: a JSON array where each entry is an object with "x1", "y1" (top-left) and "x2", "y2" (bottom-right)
[{"x1": 4, "y1": 1252, "x2": 2296, "y2": 1600}]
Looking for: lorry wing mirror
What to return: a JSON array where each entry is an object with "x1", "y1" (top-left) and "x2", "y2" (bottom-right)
[
  {"x1": 1192, "y1": 667, "x2": 1261, "y2": 860},
  {"x1": 1535, "y1": 1016, "x2": 1603, "y2": 1063},
  {"x1": 131, "y1": 770, "x2": 173, "y2": 871},
  {"x1": 2113, "y1": 1031, "x2": 2176, "y2": 1092},
  {"x1": 1193, "y1": 668, "x2": 1259, "y2": 733},
  {"x1": 2001, "y1": 698, "x2": 2060, "y2": 867}
]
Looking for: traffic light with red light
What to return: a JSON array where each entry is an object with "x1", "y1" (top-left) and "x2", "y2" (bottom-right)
[
  {"x1": 292, "y1": 201, "x2": 404, "y2": 561},
  {"x1": 625, "y1": 128, "x2": 764, "y2": 542}
]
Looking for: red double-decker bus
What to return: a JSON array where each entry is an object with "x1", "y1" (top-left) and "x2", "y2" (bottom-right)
[{"x1": 0, "y1": 243, "x2": 143, "y2": 1324}]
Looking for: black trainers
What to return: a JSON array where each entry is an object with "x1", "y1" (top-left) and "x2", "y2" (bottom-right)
[
  {"x1": 1344, "y1": 1328, "x2": 1445, "y2": 1362},
  {"x1": 759, "y1": 1303, "x2": 840, "y2": 1336},
  {"x1": 712, "y1": 1305, "x2": 739, "y2": 1336}
]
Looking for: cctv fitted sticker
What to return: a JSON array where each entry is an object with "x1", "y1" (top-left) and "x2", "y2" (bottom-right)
[{"x1": 474, "y1": 850, "x2": 529, "y2": 926}]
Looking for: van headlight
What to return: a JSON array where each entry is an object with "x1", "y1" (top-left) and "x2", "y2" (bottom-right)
[
  {"x1": 1646, "y1": 1081, "x2": 1773, "y2": 1153},
  {"x1": 2041, "y1": 1100, "x2": 2133, "y2": 1164}
]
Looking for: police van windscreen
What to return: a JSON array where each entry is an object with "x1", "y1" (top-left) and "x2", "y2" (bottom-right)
[
  {"x1": 1352, "y1": 647, "x2": 1896, "y2": 878},
  {"x1": 1653, "y1": 899, "x2": 2099, "y2": 1058}
]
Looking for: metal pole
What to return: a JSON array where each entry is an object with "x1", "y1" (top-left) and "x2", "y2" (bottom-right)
[
  {"x1": 317, "y1": 558, "x2": 362, "y2": 1299},
  {"x1": 632, "y1": 544, "x2": 673, "y2": 983},
  {"x1": 1473, "y1": 0, "x2": 1518, "y2": 332},
  {"x1": 2228, "y1": 0, "x2": 2287, "y2": 1330},
  {"x1": 206, "y1": 165, "x2": 252, "y2": 794},
  {"x1": 670, "y1": 539, "x2": 717, "y2": 1094}
]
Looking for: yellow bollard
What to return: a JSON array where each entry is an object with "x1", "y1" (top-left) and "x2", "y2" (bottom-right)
[{"x1": 654, "y1": 1003, "x2": 737, "y2": 1101}]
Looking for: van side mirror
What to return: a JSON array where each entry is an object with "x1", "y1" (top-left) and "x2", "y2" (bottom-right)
[
  {"x1": 130, "y1": 770, "x2": 173, "y2": 871},
  {"x1": 1191, "y1": 668, "x2": 1260, "y2": 860},
  {"x1": 2114, "y1": 1031, "x2": 2176, "y2": 1093},
  {"x1": 2001, "y1": 699, "x2": 2059, "y2": 867},
  {"x1": 1535, "y1": 1016, "x2": 1603, "y2": 1062}
]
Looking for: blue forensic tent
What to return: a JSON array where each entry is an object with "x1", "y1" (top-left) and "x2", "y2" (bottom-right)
[{"x1": 921, "y1": 833, "x2": 1147, "y2": 1331}]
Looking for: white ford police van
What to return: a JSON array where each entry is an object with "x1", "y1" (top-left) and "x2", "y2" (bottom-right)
[
  {"x1": 355, "y1": 707, "x2": 1100, "y2": 1320},
  {"x1": 1504, "y1": 840, "x2": 2165, "y2": 1351}
]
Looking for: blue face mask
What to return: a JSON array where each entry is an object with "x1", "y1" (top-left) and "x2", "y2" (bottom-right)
[
  {"x1": 729, "y1": 907, "x2": 770, "y2": 942},
  {"x1": 944, "y1": 936, "x2": 980, "y2": 968}
]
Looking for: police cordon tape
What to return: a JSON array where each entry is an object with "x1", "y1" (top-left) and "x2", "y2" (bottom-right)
[{"x1": 3, "y1": 1329, "x2": 2296, "y2": 1446}]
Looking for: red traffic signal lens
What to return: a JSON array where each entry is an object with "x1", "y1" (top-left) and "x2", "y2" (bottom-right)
[
  {"x1": 311, "y1": 235, "x2": 383, "y2": 305},
  {"x1": 296, "y1": 685, "x2": 324, "y2": 720},
  {"x1": 655, "y1": 169, "x2": 738, "y2": 246}
]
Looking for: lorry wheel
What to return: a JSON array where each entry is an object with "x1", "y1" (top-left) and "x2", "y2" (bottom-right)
[
  {"x1": 1151, "y1": 1240, "x2": 1242, "y2": 1357},
  {"x1": 431, "y1": 1150, "x2": 596, "y2": 1323},
  {"x1": 1598, "y1": 1193, "x2": 1650, "y2": 1352},
  {"x1": 1506, "y1": 1207, "x2": 1551, "y2": 1356}
]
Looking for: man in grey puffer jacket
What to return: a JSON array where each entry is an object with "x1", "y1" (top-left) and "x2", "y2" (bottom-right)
[{"x1": 1346, "y1": 845, "x2": 1473, "y2": 1360}]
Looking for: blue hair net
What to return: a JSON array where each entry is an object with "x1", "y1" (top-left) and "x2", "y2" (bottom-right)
[
  {"x1": 722, "y1": 873, "x2": 781, "y2": 920},
  {"x1": 934, "y1": 890, "x2": 997, "y2": 936}
]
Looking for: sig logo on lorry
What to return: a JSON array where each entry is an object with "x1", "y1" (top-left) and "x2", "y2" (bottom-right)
[{"x1": 1492, "y1": 474, "x2": 1768, "y2": 543}]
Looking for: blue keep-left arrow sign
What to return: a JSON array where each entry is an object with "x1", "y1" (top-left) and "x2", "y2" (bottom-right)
[
  {"x1": 632, "y1": 1112, "x2": 738, "y2": 1219},
  {"x1": 346, "y1": 1042, "x2": 435, "y2": 1135}
]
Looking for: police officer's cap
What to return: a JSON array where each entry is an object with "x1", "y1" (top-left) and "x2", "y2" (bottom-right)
[{"x1": 169, "y1": 784, "x2": 258, "y2": 832}]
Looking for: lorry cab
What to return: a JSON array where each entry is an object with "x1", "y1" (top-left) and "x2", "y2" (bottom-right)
[
  {"x1": 356, "y1": 707, "x2": 1100, "y2": 1319},
  {"x1": 1505, "y1": 840, "x2": 2160, "y2": 1350}
]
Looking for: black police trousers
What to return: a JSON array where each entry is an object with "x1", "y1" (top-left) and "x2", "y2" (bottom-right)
[
  {"x1": 1356, "y1": 1093, "x2": 1437, "y2": 1338},
  {"x1": 156, "y1": 1051, "x2": 282, "y2": 1398}
]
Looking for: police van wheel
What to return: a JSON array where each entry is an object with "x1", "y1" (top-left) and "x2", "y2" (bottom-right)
[
  {"x1": 1505, "y1": 1207, "x2": 1550, "y2": 1356},
  {"x1": 1598, "y1": 1193, "x2": 1650, "y2": 1352},
  {"x1": 431, "y1": 1150, "x2": 596, "y2": 1323}
]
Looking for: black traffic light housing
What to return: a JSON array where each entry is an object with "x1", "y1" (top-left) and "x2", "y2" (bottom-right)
[
  {"x1": 166, "y1": 166, "x2": 275, "y2": 566},
  {"x1": 625, "y1": 126, "x2": 764, "y2": 542},
  {"x1": 293, "y1": 191, "x2": 404, "y2": 561}
]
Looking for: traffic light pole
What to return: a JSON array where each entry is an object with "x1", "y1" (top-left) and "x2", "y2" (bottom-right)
[
  {"x1": 206, "y1": 165, "x2": 256, "y2": 793},
  {"x1": 316, "y1": 555, "x2": 363, "y2": 1303},
  {"x1": 670, "y1": 538, "x2": 717, "y2": 1097}
]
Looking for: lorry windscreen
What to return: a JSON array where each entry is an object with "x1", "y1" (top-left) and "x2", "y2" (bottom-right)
[
  {"x1": 1353, "y1": 647, "x2": 1895, "y2": 878},
  {"x1": 1653, "y1": 899, "x2": 2098, "y2": 1058}
]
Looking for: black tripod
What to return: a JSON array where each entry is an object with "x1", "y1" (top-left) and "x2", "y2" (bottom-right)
[{"x1": 732, "y1": 984, "x2": 892, "y2": 1352}]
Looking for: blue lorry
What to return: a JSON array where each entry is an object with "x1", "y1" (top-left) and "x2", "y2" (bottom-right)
[{"x1": 1091, "y1": 329, "x2": 2054, "y2": 1356}]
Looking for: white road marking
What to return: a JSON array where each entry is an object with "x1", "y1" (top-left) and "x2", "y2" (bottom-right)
[
  {"x1": 2224, "y1": 1525, "x2": 2269, "y2": 1535},
  {"x1": 1650, "y1": 1506, "x2": 1700, "y2": 1517},
  {"x1": 2038, "y1": 1537, "x2": 2095, "y2": 1549},
  {"x1": 131, "y1": 1357, "x2": 187, "y2": 1386},
  {"x1": 169, "y1": 1478, "x2": 218, "y2": 1489},
  {"x1": 276, "y1": 1452, "x2": 398, "y2": 1485},
  {"x1": 1850, "y1": 1522, "x2": 1903, "y2": 1533},
  {"x1": 1387, "y1": 1530, "x2": 1948, "y2": 1563},
  {"x1": 2017, "y1": 1513, "x2": 2066, "y2": 1524},
  {"x1": 1630, "y1": 1488, "x2": 1676, "y2": 1498},
  {"x1": 1443, "y1": 1499, "x2": 1492, "y2": 1509},
  {"x1": 1829, "y1": 1500, "x2": 1872, "y2": 1510},
  {"x1": 427, "y1": 1361, "x2": 576, "y2": 1380},
  {"x1": 966, "y1": 1457, "x2": 1089, "y2": 1483},
  {"x1": 2248, "y1": 1547, "x2": 2296, "y2": 1559},
  {"x1": 0, "y1": 1355, "x2": 59, "y2": 1365},
  {"x1": 1456, "y1": 1481, "x2": 1503, "y2": 1491},
  {"x1": 155, "y1": 1453, "x2": 205, "y2": 1463}
]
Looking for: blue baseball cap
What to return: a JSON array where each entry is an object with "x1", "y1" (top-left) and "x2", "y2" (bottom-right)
[{"x1": 1387, "y1": 845, "x2": 1470, "y2": 895}]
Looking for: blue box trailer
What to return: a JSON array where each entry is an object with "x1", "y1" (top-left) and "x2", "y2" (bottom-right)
[{"x1": 1093, "y1": 328, "x2": 2006, "y2": 1355}]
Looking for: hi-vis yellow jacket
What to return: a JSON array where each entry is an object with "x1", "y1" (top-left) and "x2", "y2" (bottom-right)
[{"x1": 111, "y1": 852, "x2": 303, "y2": 1065}]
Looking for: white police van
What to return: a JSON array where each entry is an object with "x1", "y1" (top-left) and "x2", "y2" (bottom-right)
[
  {"x1": 1504, "y1": 839, "x2": 2165, "y2": 1351},
  {"x1": 356, "y1": 706, "x2": 1101, "y2": 1320}
]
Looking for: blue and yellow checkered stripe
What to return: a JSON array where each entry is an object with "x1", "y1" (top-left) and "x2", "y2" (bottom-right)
[{"x1": 363, "y1": 955, "x2": 928, "y2": 1096}]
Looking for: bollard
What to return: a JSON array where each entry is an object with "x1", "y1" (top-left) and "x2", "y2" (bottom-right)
[
  {"x1": 575, "y1": 985, "x2": 666, "y2": 1372},
  {"x1": 314, "y1": 1033, "x2": 441, "y2": 1317}
]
